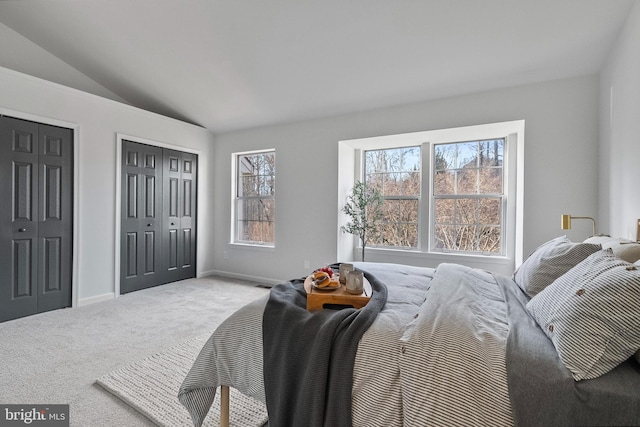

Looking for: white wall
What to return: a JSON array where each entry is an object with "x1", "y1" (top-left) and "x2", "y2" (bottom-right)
[
  {"x1": 0, "y1": 22, "x2": 128, "y2": 105},
  {"x1": 212, "y1": 75, "x2": 600, "y2": 283},
  {"x1": 0, "y1": 66, "x2": 215, "y2": 305},
  {"x1": 599, "y1": 1, "x2": 640, "y2": 241}
]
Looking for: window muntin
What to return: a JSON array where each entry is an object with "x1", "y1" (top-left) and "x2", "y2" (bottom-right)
[
  {"x1": 432, "y1": 139, "x2": 504, "y2": 254},
  {"x1": 364, "y1": 146, "x2": 421, "y2": 248},
  {"x1": 235, "y1": 151, "x2": 275, "y2": 245}
]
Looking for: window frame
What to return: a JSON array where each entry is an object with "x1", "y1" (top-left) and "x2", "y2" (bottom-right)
[
  {"x1": 231, "y1": 148, "x2": 276, "y2": 247},
  {"x1": 337, "y1": 121, "x2": 524, "y2": 275}
]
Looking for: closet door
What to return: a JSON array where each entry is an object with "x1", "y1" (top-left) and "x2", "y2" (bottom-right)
[
  {"x1": 0, "y1": 118, "x2": 39, "y2": 321},
  {"x1": 0, "y1": 116, "x2": 73, "y2": 322},
  {"x1": 120, "y1": 140, "x2": 163, "y2": 293},
  {"x1": 121, "y1": 141, "x2": 197, "y2": 294},
  {"x1": 37, "y1": 124, "x2": 74, "y2": 313},
  {"x1": 163, "y1": 149, "x2": 197, "y2": 283}
]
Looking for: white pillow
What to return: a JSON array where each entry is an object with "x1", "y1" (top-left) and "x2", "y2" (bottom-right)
[
  {"x1": 584, "y1": 235, "x2": 619, "y2": 247},
  {"x1": 527, "y1": 249, "x2": 640, "y2": 380},
  {"x1": 513, "y1": 236, "x2": 601, "y2": 297},
  {"x1": 584, "y1": 235, "x2": 634, "y2": 249}
]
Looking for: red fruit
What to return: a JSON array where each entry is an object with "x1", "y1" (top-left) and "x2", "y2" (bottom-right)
[{"x1": 315, "y1": 267, "x2": 334, "y2": 278}]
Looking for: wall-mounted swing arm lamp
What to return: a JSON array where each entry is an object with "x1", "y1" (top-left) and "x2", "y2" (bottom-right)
[{"x1": 561, "y1": 214, "x2": 597, "y2": 237}]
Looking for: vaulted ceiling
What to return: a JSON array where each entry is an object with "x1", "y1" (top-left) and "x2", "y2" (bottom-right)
[{"x1": 0, "y1": 0, "x2": 634, "y2": 133}]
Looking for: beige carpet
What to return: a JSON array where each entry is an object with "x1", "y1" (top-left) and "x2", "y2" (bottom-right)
[{"x1": 96, "y1": 333, "x2": 268, "y2": 427}]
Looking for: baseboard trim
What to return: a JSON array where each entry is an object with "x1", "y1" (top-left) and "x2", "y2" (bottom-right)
[
  {"x1": 200, "y1": 269, "x2": 284, "y2": 286},
  {"x1": 78, "y1": 292, "x2": 115, "y2": 307}
]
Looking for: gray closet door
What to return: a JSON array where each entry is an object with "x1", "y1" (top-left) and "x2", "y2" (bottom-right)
[
  {"x1": 121, "y1": 140, "x2": 163, "y2": 293},
  {"x1": 163, "y1": 149, "x2": 197, "y2": 283},
  {"x1": 0, "y1": 116, "x2": 73, "y2": 322},
  {"x1": 121, "y1": 141, "x2": 197, "y2": 294}
]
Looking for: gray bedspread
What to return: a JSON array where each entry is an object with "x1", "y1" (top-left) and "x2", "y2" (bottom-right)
[
  {"x1": 262, "y1": 268, "x2": 387, "y2": 427},
  {"x1": 500, "y1": 273, "x2": 640, "y2": 427}
]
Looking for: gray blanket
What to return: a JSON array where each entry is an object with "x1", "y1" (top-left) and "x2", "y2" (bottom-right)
[
  {"x1": 498, "y1": 273, "x2": 640, "y2": 426},
  {"x1": 262, "y1": 268, "x2": 387, "y2": 427}
]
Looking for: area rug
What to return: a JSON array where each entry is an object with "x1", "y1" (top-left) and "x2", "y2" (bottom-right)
[{"x1": 96, "y1": 333, "x2": 268, "y2": 426}]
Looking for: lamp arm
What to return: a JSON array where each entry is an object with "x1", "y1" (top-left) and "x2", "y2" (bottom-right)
[{"x1": 571, "y1": 216, "x2": 597, "y2": 236}]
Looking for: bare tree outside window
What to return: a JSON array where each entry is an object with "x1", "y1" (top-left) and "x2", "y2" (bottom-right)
[
  {"x1": 433, "y1": 139, "x2": 504, "y2": 254},
  {"x1": 364, "y1": 146, "x2": 421, "y2": 248},
  {"x1": 235, "y1": 151, "x2": 275, "y2": 244}
]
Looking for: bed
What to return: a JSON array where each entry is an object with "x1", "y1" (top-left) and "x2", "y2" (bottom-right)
[{"x1": 178, "y1": 235, "x2": 640, "y2": 427}]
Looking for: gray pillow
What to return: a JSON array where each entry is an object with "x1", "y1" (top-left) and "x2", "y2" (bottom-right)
[
  {"x1": 513, "y1": 236, "x2": 601, "y2": 297},
  {"x1": 527, "y1": 249, "x2": 640, "y2": 380}
]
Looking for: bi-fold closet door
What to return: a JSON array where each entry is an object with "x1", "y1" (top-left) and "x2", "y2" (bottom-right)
[
  {"x1": 121, "y1": 140, "x2": 197, "y2": 294},
  {"x1": 0, "y1": 116, "x2": 73, "y2": 322}
]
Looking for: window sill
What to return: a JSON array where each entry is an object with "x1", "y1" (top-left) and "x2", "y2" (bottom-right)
[
  {"x1": 229, "y1": 242, "x2": 275, "y2": 251},
  {"x1": 363, "y1": 246, "x2": 511, "y2": 266}
]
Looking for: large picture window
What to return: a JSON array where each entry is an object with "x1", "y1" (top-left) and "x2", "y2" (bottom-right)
[
  {"x1": 339, "y1": 120, "x2": 522, "y2": 273},
  {"x1": 234, "y1": 150, "x2": 275, "y2": 245}
]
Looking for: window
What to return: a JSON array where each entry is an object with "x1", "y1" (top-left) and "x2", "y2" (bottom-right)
[
  {"x1": 432, "y1": 139, "x2": 505, "y2": 255},
  {"x1": 234, "y1": 150, "x2": 275, "y2": 245},
  {"x1": 364, "y1": 146, "x2": 421, "y2": 247},
  {"x1": 338, "y1": 120, "x2": 523, "y2": 272}
]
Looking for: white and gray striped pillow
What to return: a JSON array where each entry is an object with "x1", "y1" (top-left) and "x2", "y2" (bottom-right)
[
  {"x1": 527, "y1": 249, "x2": 640, "y2": 380},
  {"x1": 634, "y1": 259, "x2": 640, "y2": 364},
  {"x1": 513, "y1": 236, "x2": 601, "y2": 297}
]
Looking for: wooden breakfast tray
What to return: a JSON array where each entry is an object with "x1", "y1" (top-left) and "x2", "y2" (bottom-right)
[{"x1": 303, "y1": 274, "x2": 372, "y2": 311}]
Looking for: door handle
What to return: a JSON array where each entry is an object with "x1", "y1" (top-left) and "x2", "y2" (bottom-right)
[
  {"x1": 171, "y1": 222, "x2": 175, "y2": 226},
  {"x1": 147, "y1": 223, "x2": 152, "y2": 227},
  {"x1": 18, "y1": 228, "x2": 26, "y2": 232}
]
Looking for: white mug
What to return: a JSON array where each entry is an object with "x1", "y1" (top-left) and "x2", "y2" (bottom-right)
[
  {"x1": 346, "y1": 270, "x2": 364, "y2": 295},
  {"x1": 339, "y1": 263, "x2": 354, "y2": 284}
]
